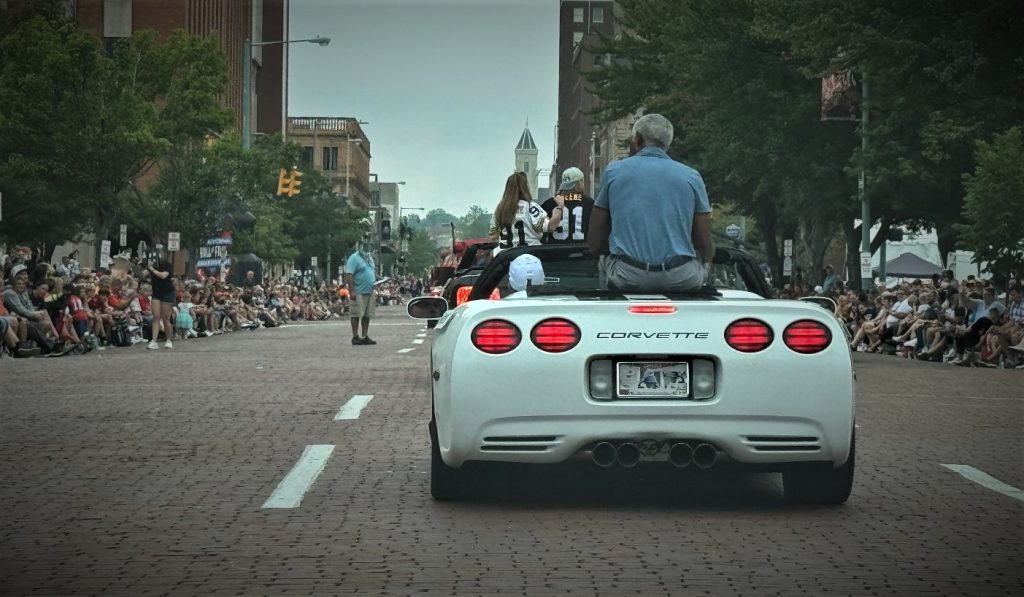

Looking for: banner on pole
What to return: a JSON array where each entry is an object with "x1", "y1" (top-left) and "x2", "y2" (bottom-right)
[
  {"x1": 100, "y1": 240, "x2": 112, "y2": 267},
  {"x1": 860, "y1": 252, "x2": 873, "y2": 279},
  {"x1": 119, "y1": 224, "x2": 127, "y2": 247},
  {"x1": 821, "y1": 69, "x2": 858, "y2": 121}
]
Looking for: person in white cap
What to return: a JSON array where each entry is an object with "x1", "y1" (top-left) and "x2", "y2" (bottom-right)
[
  {"x1": 542, "y1": 166, "x2": 595, "y2": 244},
  {"x1": 506, "y1": 254, "x2": 545, "y2": 298},
  {"x1": 489, "y1": 171, "x2": 564, "y2": 251}
]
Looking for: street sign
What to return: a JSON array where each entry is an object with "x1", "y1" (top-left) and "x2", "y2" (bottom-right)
[
  {"x1": 100, "y1": 240, "x2": 112, "y2": 267},
  {"x1": 168, "y1": 232, "x2": 180, "y2": 252},
  {"x1": 783, "y1": 239, "x2": 793, "y2": 257},
  {"x1": 119, "y1": 224, "x2": 127, "y2": 247},
  {"x1": 725, "y1": 224, "x2": 741, "y2": 239},
  {"x1": 860, "y1": 252, "x2": 872, "y2": 279},
  {"x1": 311, "y1": 256, "x2": 318, "y2": 267},
  {"x1": 783, "y1": 256, "x2": 793, "y2": 277}
]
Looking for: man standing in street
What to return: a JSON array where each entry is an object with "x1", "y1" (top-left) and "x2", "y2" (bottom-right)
[
  {"x1": 344, "y1": 242, "x2": 377, "y2": 345},
  {"x1": 588, "y1": 113, "x2": 714, "y2": 292}
]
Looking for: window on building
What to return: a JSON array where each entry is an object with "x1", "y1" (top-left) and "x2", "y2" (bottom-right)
[
  {"x1": 593, "y1": 53, "x2": 604, "y2": 67},
  {"x1": 573, "y1": 31, "x2": 583, "y2": 46},
  {"x1": 323, "y1": 146, "x2": 339, "y2": 171},
  {"x1": 103, "y1": 0, "x2": 132, "y2": 38},
  {"x1": 523, "y1": 161, "x2": 530, "y2": 174},
  {"x1": 573, "y1": 7, "x2": 584, "y2": 23},
  {"x1": 593, "y1": 7, "x2": 605, "y2": 23},
  {"x1": 300, "y1": 146, "x2": 314, "y2": 170}
]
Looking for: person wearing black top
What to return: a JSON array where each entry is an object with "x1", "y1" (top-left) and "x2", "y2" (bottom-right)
[
  {"x1": 542, "y1": 166, "x2": 594, "y2": 244},
  {"x1": 146, "y1": 252, "x2": 176, "y2": 350}
]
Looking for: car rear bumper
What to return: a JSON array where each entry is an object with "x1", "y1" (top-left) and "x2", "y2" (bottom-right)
[{"x1": 440, "y1": 412, "x2": 853, "y2": 469}]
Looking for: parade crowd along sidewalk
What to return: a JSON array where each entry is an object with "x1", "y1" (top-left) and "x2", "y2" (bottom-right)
[
  {"x1": 0, "y1": 246, "x2": 427, "y2": 359},
  {"x1": 778, "y1": 267, "x2": 1024, "y2": 370}
]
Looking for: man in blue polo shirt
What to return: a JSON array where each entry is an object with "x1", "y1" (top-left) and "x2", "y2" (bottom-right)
[
  {"x1": 588, "y1": 113, "x2": 714, "y2": 292},
  {"x1": 345, "y1": 242, "x2": 377, "y2": 345}
]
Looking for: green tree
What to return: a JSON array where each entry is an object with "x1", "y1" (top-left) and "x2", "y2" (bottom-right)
[
  {"x1": 459, "y1": 204, "x2": 492, "y2": 239},
  {"x1": 403, "y1": 228, "x2": 442, "y2": 278},
  {"x1": 957, "y1": 127, "x2": 1024, "y2": 282},
  {"x1": 0, "y1": 15, "x2": 231, "y2": 262},
  {"x1": 422, "y1": 208, "x2": 458, "y2": 229}
]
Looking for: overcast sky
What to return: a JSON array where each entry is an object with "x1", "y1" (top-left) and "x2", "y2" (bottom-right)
[{"x1": 288, "y1": 0, "x2": 559, "y2": 218}]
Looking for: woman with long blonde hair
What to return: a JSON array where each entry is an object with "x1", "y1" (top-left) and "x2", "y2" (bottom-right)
[{"x1": 489, "y1": 171, "x2": 564, "y2": 250}]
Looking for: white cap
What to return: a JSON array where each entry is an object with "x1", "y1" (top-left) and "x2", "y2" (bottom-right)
[
  {"x1": 559, "y1": 167, "x2": 584, "y2": 191},
  {"x1": 508, "y1": 254, "x2": 545, "y2": 291}
]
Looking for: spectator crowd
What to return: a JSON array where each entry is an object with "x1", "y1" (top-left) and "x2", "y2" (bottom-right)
[
  {"x1": 0, "y1": 246, "x2": 418, "y2": 359},
  {"x1": 781, "y1": 266, "x2": 1024, "y2": 369}
]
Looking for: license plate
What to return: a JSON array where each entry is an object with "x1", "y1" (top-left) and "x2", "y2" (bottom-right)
[{"x1": 616, "y1": 362, "x2": 689, "y2": 398}]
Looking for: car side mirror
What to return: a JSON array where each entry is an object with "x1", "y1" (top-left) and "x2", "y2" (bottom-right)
[{"x1": 407, "y1": 296, "x2": 448, "y2": 320}]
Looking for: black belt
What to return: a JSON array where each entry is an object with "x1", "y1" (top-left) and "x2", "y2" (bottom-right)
[{"x1": 612, "y1": 253, "x2": 694, "y2": 272}]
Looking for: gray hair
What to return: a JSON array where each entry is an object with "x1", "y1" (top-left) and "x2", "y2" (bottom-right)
[{"x1": 632, "y1": 113, "x2": 674, "y2": 148}]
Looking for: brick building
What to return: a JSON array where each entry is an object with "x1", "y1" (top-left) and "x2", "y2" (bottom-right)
[
  {"x1": 286, "y1": 117, "x2": 372, "y2": 208},
  {"x1": 75, "y1": 0, "x2": 289, "y2": 136},
  {"x1": 554, "y1": 1, "x2": 634, "y2": 196}
]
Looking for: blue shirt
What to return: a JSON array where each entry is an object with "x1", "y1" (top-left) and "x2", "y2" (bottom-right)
[
  {"x1": 346, "y1": 251, "x2": 376, "y2": 295},
  {"x1": 594, "y1": 146, "x2": 712, "y2": 264}
]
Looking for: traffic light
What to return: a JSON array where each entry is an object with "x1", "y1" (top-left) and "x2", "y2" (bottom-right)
[
  {"x1": 287, "y1": 169, "x2": 303, "y2": 197},
  {"x1": 276, "y1": 169, "x2": 289, "y2": 195},
  {"x1": 381, "y1": 219, "x2": 391, "y2": 242},
  {"x1": 275, "y1": 169, "x2": 303, "y2": 196}
]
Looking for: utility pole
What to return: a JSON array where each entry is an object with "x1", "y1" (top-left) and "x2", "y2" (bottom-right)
[{"x1": 859, "y1": 73, "x2": 871, "y2": 291}]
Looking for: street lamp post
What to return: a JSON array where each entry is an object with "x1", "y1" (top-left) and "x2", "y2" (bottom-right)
[{"x1": 242, "y1": 36, "x2": 330, "y2": 149}]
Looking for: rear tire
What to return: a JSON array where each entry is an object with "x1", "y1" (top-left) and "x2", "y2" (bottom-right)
[
  {"x1": 783, "y1": 431, "x2": 855, "y2": 505},
  {"x1": 430, "y1": 420, "x2": 475, "y2": 501}
]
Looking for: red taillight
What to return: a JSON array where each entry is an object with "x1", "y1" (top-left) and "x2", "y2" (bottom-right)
[
  {"x1": 456, "y1": 286, "x2": 501, "y2": 306},
  {"x1": 471, "y1": 320, "x2": 521, "y2": 354},
  {"x1": 531, "y1": 318, "x2": 581, "y2": 353},
  {"x1": 725, "y1": 318, "x2": 773, "y2": 353},
  {"x1": 628, "y1": 305, "x2": 677, "y2": 314},
  {"x1": 783, "y1": 320, "x2": 832, "y2": 354}
]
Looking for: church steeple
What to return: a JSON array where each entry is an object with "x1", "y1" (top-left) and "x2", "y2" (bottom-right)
[{"x1": 515, "y1": 120, "x2": 539, "y2": 199}]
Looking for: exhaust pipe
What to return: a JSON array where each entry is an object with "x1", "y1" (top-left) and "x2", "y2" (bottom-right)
[
  {"x1": 616, "y1": 442, "x2": 641, "y2": 468},
  {"x1": 668, "y1": 443, "x2": 693, "y2": 468},
  {"x1": 592, "y1": 442, "x2": 616, "y2": 468},
  {"x1": 692, "y1": 443, "x2": 719, "y2": 469}
]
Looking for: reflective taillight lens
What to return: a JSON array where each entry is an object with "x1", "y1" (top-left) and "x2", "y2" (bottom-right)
[
  {"x1": 471, "y1": 320, "x2": 521, "y2": 354},
  {"x1": 725, "y1": 319, "x2": 773, "y2": 352},
  {"x1": 783, "y1": 320, "x2": 832, "y2": 354},
  {"x1": 531, "y1": 318, "x2": 580, "y2": 353},
  {"x1": 456, "y1": 286, "x2": 501, "y2": 306},
  {"x1": 628, "y1": 305, "x2": 677, "y2": 314}
]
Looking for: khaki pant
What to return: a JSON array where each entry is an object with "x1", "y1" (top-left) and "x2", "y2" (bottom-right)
[
  {"x1": 352, "y1": 294, "x2": 376, "y2": 319},
  {"x1": 604, "y1": 255, "x2": 707, "y2": 292}
]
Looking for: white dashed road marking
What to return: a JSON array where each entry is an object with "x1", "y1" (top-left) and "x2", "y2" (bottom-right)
[
  {"x1": 397, "y1": 348, "x2": 415, "y2": 354},
  {"x1": 262, "y1": 445, "x2": 335, "y2": 509},
  {"x1": 941, "y1": 464, "x2": 1024, "y2": 502},
  {"x1": 416, "y1": 332, "x2": 427, "y2": 338},
  {"x1": 335, "y1": 394, "x2": 374, "y2": 420},
  {"x1": 412, "y1": 339, "x2": 424, "y2": 344}
]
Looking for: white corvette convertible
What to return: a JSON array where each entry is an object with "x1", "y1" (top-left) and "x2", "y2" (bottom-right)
[{"x1": 407, "y1": 245, "x2": 855, "y2": 504}]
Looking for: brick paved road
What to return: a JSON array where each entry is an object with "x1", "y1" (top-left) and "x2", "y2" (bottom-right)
[{"x1": 1, "y1": 306, "x2": 1021, "y2": 595}]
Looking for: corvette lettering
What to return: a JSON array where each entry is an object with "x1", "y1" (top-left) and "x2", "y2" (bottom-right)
[{"x1": 596, "y1": 332, "x2": 709, "y2": 339}]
